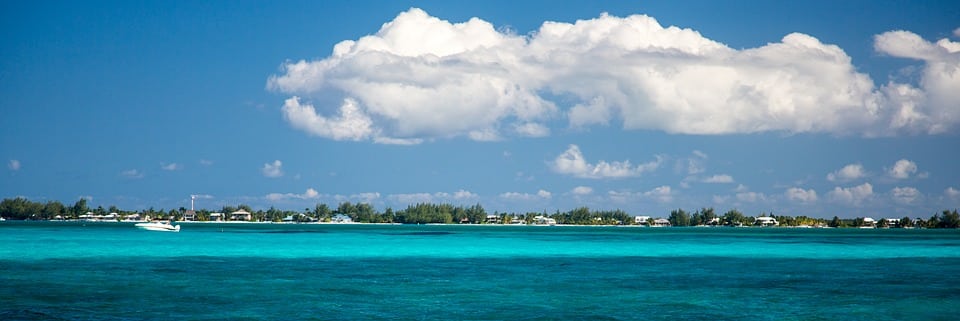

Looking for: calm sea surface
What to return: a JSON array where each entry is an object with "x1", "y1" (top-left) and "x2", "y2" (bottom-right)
[{"x1": 1, "y1": 221, "x2": 958, "y2": 320}]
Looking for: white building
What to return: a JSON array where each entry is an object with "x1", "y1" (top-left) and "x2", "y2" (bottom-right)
[
  {"x1": 634, "y1": 216, "x2": 651, "y2": 226},
  {"x1": 652, "y1": 218, "x2": 671, "y2": 227},
  {"x1": 754, "y1": 217, "x2": 779, "y2": 227},
  {"x1": 534, "y1": 215, "x2": 557, "y2": 225}
]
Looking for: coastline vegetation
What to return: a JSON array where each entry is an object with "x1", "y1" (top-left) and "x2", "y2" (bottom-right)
[{"x1": 1, "y1": 197, "x2": 958, "y2": 228}]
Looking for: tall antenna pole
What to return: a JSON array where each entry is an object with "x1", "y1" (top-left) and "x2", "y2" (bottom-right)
[{"x1": 191, "y1": 195, "x2": 196, "y2": 211}]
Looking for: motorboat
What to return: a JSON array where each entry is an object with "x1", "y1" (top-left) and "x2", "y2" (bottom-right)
[{"x1": 135, "y1": 221, "x2": 181, "y2": 232}]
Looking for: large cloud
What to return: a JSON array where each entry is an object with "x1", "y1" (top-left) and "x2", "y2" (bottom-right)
[{"x1": 268, "y1": 8, "x2": 960, "y2": 143}]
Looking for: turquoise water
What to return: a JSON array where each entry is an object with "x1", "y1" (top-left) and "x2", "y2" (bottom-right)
[{"x1": 1, "y1": 222, "x2": 959, "y2": 320}]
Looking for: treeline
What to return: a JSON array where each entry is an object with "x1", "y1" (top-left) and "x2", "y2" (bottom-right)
[
  {"x1": 2, "y1": 197, "x2": 959, "y2": 228},
  {"x1": 667, "y1": 208, "x2": 826, "y2": 227}
]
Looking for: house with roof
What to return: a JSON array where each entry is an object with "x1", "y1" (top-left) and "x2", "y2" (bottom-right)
[
  {"x1": 332, "y1": 214, "x2": 353, "y2": 223},
  {"x1": 754, "y1": 217, "x2": 778, "y2": 227},
  {"x1": 230, "y1": 209, "x2": 252, "y2": 221},
  {"x1": 533, "y1": 215, "x2": 557, "y2": 225},
  {"x1": 651, "y1": 218, "x2": 671, "y2": 227},
  {"x1": 634, "y1": 216, "x2": 651, "y2": 226}
]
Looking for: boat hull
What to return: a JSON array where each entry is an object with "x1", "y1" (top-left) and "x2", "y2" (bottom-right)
[{"x1": 135, "y1": 223, "x2": 181, "y2": 232}]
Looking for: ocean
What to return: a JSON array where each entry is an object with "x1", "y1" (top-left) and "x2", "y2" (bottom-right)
[{"x1": 1, "y1": 221, "x2": 958, "y2": 320}]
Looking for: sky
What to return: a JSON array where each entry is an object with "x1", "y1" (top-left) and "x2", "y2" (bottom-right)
[{"x1": 2, "y1": 0, "x2": 959, "y2": 218}]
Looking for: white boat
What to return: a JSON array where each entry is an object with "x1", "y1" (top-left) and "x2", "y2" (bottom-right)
[{"x1": 135, "y1": 221, "x2": 181, "y2": 232}]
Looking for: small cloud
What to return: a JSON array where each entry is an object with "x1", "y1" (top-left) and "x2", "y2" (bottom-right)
[
  {"x1": 945, "y1": 187, "x2": 960, "y2": 200},
  {"x1": 453, "y1": 189, "x2": 478, "y2": 199},
  {"x1": 702, "y1": 174, "x2": 734, "y2": 184},
  {"x1": 262, "y1": 160, "x2": 283, "y2": 178},
  {"x1": 736, "y1": 191, "x2": 766, "y2": 203},
  {"x1": 160, "y1": 163, "x2": 182, "y2": 171},
  {"x1": 513, "y1": 122, "x2": 550, "y2": 137},
  {"x1": 120, "y1": 169, "x2": 144, "y2": 179},
  {"x1": 827, "y1": 163, "x2": 867, "y2": 182},
  {"x1": 500, "y1": 190, "x2": 552, "y2": 200},
  {"x1": 265, "y1": 188, "x2": 322, "y2": 201},
  {"x1": 643, "y1": 186, "x2": 673, "y2": 203},
  {"x1": 886, "y1": 159, "x2": 918, "y2": 179},
  {"x1": 199, "y1": 159, "x2": 214, "y2": 166},
  {"x1": 571, "y1": 186, "x2": 593, "y2": 195},
  {"x1": 537, "y1": 189, "x2": 552, "y2": 199},
  {"x1": 503, "y1": 150, "x2": 512, "y2": 158},
  {"x1": 828, "y1": 183, "x2": 873, "y2": 206},
  {"x1": 891, "y1": 186, "x2": 921, "y2": 204},
  {"x1": 193, "y1": 194, "x2": 214, "y2": 199},
  {"x1": 8, "y1": 159, "x2": 20, "y2": 171},
  {"x1": 552, "y1": 144, "x2": 661, "y2": 179},
  {"x1": 785, "y1": 187, "x2": 818, "y2": 203}
]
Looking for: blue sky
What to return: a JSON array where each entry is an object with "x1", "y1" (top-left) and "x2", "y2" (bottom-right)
[{"x1": 2, "y1": 0, "x2": 958, "y2": 218}]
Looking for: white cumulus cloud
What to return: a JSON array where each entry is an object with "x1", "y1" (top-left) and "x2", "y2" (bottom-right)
[
  {"x1": 282, "y1": 97, "x2": 375, "y2": 142},
  {"x1": 891, "y1": 186, "x2": 921, "y2": 204},
  {"x1": 827, "y1": 163, "x2": 867, "y2": 182},
  {"x1": 551, "y1": 144, "x2": 661, "y2": 179},
  {"x1": 571, "y1": 186, "x2": 593, "y2": 195},
  {"x1": 785, "y1": 187, "x2": 818, "y2": 203},
  {"x1": 262, "y1": 160, "x2": 283, "y2": 178},
  {"x1": 8, "y1": 159, "x2": 20, "y2": 171},
  {"x1": 644, "y1": 186, "x2": 673, "y2": 203},
  {"x1": 946, "y1": 187, "x2": 960, "y2": 200},
  {"x1": 886, "y1": 159, "x2": 918, "y2": 179},
  {"x1": 828, "y1": 183, "x2": 874, "y2": 206},
  {"x1": 268, "y1": 9, "x2": 960, "y2": 143}
]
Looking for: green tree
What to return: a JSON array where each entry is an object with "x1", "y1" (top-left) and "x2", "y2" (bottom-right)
[
  {"x1": 940, "y1": 210, "x2": 960, "y2": 228},
  {"x1": 669, "y1": 208, "x2": 690, "y2": 227},
  {"x1": 71, "y1": 198, "x2": 89, "y2": 217},
  {"x1": 900, "y1": 216, "x2": 913, "y2": 228},
  {"x1": 722, "y1": 209, "x2": 745, "y2": 226},
  {"x1": 829, "y1": 216, "x2": 843, "y2": 228}
]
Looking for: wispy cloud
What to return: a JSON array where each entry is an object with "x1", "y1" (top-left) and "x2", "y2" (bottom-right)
[
  {"x1": 702, "y1": 174, "x2": 734, "y2": 184},
  {"x1": 120, "y1": 169, "x2": 144, "y2": 179},
  {"x1": 160, "y1": 163, "x2": 182, "y2": 171},
  {"x1": 8, "y1": 159, "x2": 20, "y2": 171}
]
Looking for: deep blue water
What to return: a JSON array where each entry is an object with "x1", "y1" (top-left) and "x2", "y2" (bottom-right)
[{"x1": 2, "y1": 222, "x2": 959, "y2": 320}]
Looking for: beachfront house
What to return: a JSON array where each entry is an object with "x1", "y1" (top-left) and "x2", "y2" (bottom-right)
[
  {"x1": 861, "y1": 217, "x2": 877, "y2": 228},
  {"x1": 652, "y1": 218, "x2": 671, "y2": 227},
  {"x1": 634, "y1": 216, "x2": 651, "y2": 226},
  {"x1": 755, "y1": 217, "x2": 778, "y2": 227},
  {"x1": 183, "y1": 210, "x2": 197, "y2": 221},
  {"x1": 332, "y1": 214, "x2": 353, "y2": 223},
  {"x1": 882, "y1": 218, "x2": 901, "y2": 228},
  {"x1": 534, "y1": 215, "x2": 557, "y2": 225},
  {"x1": 486, "y1": 215, "x2": 502, "y2": 224},
  {"x1": 122, "y1": 213, "x2": 141, "y2": 222},
  {"x1": 230, "y1": 209, "x2": 252, "y2": 221},
  {"x1": 282, "y1": 213, "x2": 316, "y2": 223},
  {"x1": 209, "y1": 213, "x2": 223, "y2": 221}
]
